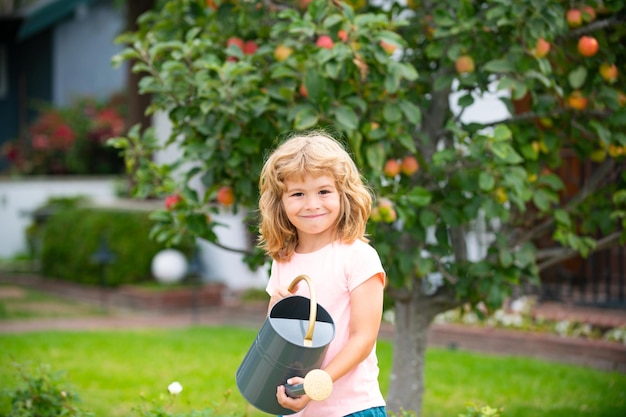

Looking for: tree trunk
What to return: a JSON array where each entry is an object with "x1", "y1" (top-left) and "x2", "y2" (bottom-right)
[
  {"x1": 386, "y1": 286, "x2": 458, "y2": 416},
  {"x1": 126, "y1": 0, "x2": 154, "y2": 130}
]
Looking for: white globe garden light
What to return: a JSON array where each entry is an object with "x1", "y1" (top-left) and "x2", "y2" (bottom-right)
[{"x1": 151, "y1": 249, "x2": 188, "y2": 284}]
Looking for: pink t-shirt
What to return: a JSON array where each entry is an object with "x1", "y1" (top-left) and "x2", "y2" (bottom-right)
[{"x1": 266, "y1": 239, "x2": 386, "y2": 417}]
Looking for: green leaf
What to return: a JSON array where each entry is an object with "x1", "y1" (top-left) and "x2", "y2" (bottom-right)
[
  {"x1": 568, "y1": 66, "x2": 588, "y2": 89},
  {"x1": 334, "y1": 105, "x2": 359, "y2": 131},
  {"x1": 404, "y1": 187, "x2": 432, "y2": 207},
  {"x1": 479, "y1": 171, "x2": 495, "y2": 191},
  {"x1": 397, "y1": 133, "x2": 417, "y2": 153},
  {"x1": 434, "y1": 73, "x2": 454, "y2": 91},
  {"x1": 499, "y1": 249, "x2": 513, "y2": 267},
  {"x1": 491, "y1": 142, "x2": 523, "y2": 164},
  {"x1": 457, "y1": 94, "x2": 474, "y2": 108},
  {"x1": 365, "y1": 143, "x2": 385, "y2": 171},
  {"x1": 293, "y1": 108, "x2": 319, "y2": 130},
  {"x1": 537, "y1": 174, "x2": 564, "y2": 191},
  {"x1": 484, "y1": 59, "x2": 516, "y2": 73},
  {"x1": 398, "y1": 100, "x2": 422, "y2": 125},
  {"x1": 532, "y1": 188, "x2": 557, "y2": 212},
  {"x1": 433, "y1": 9, "x2": 456, "y2": 26},
  {"x1": 397, "y1": 63, "x2": 418, "y2": 81},
  {"x1": 419, "y1": 209, "x2": 437, "y2": 228},
  {"x1": 383, "y1": 102, "x2": 402, "y2": 123},
  {"x1": 554, "y1": 209, "x2": 571, "y2": 227},
  {"x1": 493, "y1": 124, "x2": 512, "y2": 141}
]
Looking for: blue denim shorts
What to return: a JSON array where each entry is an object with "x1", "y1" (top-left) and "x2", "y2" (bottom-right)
[
  {"x1": 345, "y1": 406, "x2": 387, "y2": 417},
  {"x1": 278, "y1": 405, "x2": 386, "y2": 417}
]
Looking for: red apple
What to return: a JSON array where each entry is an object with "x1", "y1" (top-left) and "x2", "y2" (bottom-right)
[
  {"x1": 316, "y1": 35, "x2": 334, "y2": 49},
  {"x1": 383, "y1": 159, "x2": 401, "y2": 178},
  {"x1": 455, "y1": 55, "x2": 475, "y2": 74},
  {"x1": 299, "y1": 84, "x2": 308, "y2": 97},
  {"x1": 599, "y1": 63, "x2": 618, "y2": 83},
  {"x1": 567, "y1": 90, "x2": 588, "y2": 110},
  {"x1": 582, "y1": 5, "x2": 596, "y2": 22},
  {"x1": 566, "y1": 9, "x2": 583, "y2": 27},
  {"x1": 165, "y1": 194, "x2": 182, "y2": 210},
  {"x1": 274, "y1": 44, "x2": 293, "y2": 61},
  {"x1": 578, "y1": 36, "x2": 598, "y2": 57},
  {"x1": 226, "y1": 37, "x2": 244, "y2": 51},
  {"x1": 338, "y1": 30, "x2": 348, "y2": 42},
  {"x1": 297, "y1": 0, "x2": 312, "y2": 10},
  {"x1": 380, "y1": 40, "x2": 397, "y2": 55},
  {"x1": 533, "y1": 37, "x2": 551, "y2": 58},
  {"x1": 217, "y1": 186, "x2": 235, "y2": 206},
  {"x1": 243, "y1": 40, "x2": 258, "y2": 55},
  {"x1": 401, "y1": 155, "x2": 419, "y2": 176}
]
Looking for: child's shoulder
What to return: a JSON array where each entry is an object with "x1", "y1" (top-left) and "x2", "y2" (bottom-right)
[{"x1": 335, "y1": 239, "x2": 378, "y2": 256}]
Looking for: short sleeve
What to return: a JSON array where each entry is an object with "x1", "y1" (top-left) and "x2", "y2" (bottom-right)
[{"x1": 346, "y1": 241, "x2": 386, "y2": 292}]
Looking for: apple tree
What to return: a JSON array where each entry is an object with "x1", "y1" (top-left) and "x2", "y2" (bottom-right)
[{"x1": 111, "y1": 0, "x2": 626, "y2": 414}]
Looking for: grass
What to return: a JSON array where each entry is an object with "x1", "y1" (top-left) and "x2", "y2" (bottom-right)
[{"x1": 1, "y1": 327, "x2": 625, "y2": 417}]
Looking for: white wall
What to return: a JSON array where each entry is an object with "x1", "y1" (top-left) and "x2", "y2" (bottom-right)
[
  {"x1": 53, "y1": 0, "x2": 126, "y2": 106},
  {"x1": 0, "y1": 177, "x2": 119, "y2": 258}
]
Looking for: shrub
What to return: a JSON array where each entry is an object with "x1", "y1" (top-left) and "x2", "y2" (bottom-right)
[
  {"x1": 1, "y1": 94, "x2": 127, "y2": 176},
  {"x1": 1, "y1": 362, "x2": 92, "y2": 417},
  {"x1": 39, "y1": 204, "x2": 194, "y2": 287}
]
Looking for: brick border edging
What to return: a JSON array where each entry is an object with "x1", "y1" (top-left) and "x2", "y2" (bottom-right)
[{"x1": 426, "y1": 323, "x2": 626, "y2": 373}]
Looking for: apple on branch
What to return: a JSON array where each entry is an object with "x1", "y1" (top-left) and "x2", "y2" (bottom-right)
[
  {"x1": 165, "y1": 194, "x2": 182, "y2": 210},
  {"x1": 578, "y1": 36, "x2": 599, "y2": 57},
  {"x1": 217, "y1": 186, "x2": 235, "y2": 206},
  {"x1": 599, "y1": 63, "x2": 618, "y2": 83},
  {"x1": 274, "y1": 44, "x2": 293, "y2": 62},
  {"x1": 455, "y1": 55, "x2": 475, "y2": 74},
  {"x1": 567, "y1": 90, "x2": 588, "y2": 110},
  {"x1": 533, "y1": 37, "x2": 550, "y2": 58},
  {"x1": 383, "y1": 159, "x2": 400, "y2": 178},
  {"x1": 401, "y1": 155, "x2": 419, "y2": 176},
  {"x1": 316, "y1": 35, "x2": 334, "y2": 49},
  {"x1": 566, "y1": 9, "x2": 583, "y2": 27}
]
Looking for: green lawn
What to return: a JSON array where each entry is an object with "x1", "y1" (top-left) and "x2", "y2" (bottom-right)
[{"x1": 1, "y1": 327, "x2": 625, "y2": 417}]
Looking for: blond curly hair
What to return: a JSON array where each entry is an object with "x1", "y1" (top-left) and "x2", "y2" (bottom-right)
[{"x1": 258, "y1": 131, "x2": 372, "y2": 261}]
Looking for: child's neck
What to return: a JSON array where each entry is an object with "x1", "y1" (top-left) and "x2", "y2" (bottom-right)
[{"x1": 295, "y1": 236, "x2": 335, "y2": 254}]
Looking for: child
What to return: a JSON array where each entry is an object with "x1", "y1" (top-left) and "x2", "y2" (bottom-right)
[{"x1": 258, "y1": 131, "x2": 387, "y2": 417}]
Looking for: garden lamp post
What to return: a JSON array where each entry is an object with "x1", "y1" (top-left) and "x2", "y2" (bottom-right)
[
  {"x1": 90, "y1": 236, "x2": 115, "y2": 309},
  {"x1": 187, "y1": 247, "x2": 204, "y2": 323}
]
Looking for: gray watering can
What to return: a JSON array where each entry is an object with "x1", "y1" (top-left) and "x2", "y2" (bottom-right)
[{"x1": 236, "y1": 275, "x2": 335, "y2": 415}]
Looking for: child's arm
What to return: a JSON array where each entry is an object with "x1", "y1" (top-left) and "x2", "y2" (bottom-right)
[{"x1": 322, "y1": 272, "x2": 385, "y2": 381}]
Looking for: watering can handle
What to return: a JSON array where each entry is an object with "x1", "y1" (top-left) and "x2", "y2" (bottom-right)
[{"x1": 288, "y1": 274, "x2": 317, "y2": 347}]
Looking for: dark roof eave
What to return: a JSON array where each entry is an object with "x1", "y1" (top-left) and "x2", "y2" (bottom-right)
[{"x1": 17, "y1": 0, "x2": 96, "y2": 42}]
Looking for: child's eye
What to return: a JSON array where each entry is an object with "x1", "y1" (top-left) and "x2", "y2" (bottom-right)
[
  {"x1": 319, "y1": 189, "x2": 332, "y2": 195},
  {"x1": 291, "y1": 192, "x2": 304, "y2": 197}
]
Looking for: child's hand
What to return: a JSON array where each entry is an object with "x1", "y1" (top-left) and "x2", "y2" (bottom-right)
[{"x1": 277, "y1": 377, "x2": 310, "y2": 412}]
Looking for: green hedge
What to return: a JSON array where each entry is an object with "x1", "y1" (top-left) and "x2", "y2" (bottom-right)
[{"x1": 40, "y1": 207, "x2": 193, "y2": 287}]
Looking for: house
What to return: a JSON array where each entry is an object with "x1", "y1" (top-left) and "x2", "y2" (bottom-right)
[{"x1": 0, "y1": 0, "x2": 127, "y2": 171}]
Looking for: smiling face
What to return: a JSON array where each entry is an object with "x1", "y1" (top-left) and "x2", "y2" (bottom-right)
[{"x1": 281, "y1": 173, "x2": 341, "y2": 253}]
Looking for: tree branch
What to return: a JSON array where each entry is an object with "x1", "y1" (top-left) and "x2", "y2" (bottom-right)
[
  {"x1": 515, "y1": 158, "x2": 616, "y2": 246},
  {"x1": 537, "y1": 231, "x2": 623, "y2": 271},
  {"x1": 565, "y1": 15, "x2": 625, "y2": 38}
]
